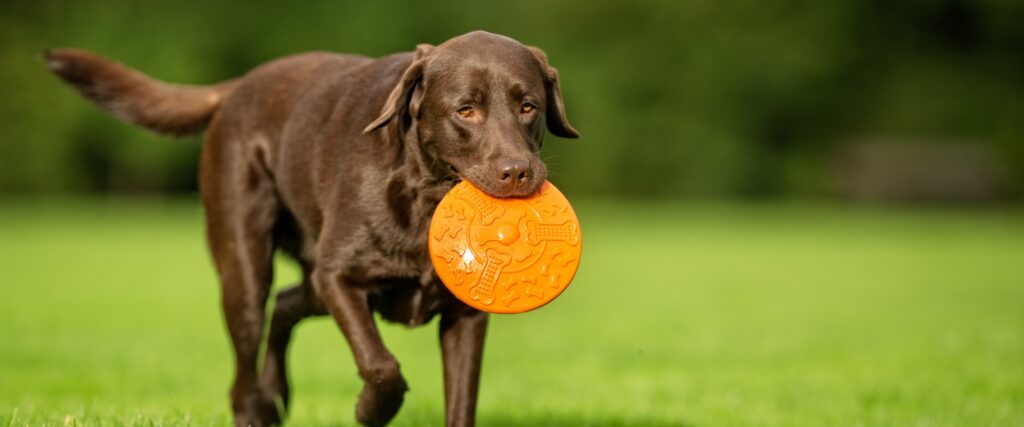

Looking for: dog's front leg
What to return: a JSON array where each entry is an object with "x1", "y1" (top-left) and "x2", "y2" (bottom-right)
[
  {"x1": 440, "y1": 307, "x2": 488, "y2": 427},
  {"x1": 314, "y1": 269, "x2": 408, "y2": 426}
]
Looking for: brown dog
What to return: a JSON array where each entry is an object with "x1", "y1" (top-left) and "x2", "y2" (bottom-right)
[{"x1": 45, "y1": 31, "x2": 578, "y2": 426}]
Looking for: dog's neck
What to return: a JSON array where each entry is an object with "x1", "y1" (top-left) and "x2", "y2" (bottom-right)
[
  {"x1": 395, "y1": 122, "x2": 454, "y2": 190},
  {"x1": 375, "y1": 123, "x2": 456, "y2": 233}
]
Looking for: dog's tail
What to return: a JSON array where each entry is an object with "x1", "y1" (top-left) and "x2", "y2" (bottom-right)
[{"x1": 44, "y1": 48, "x2": 238, "y2": 136}]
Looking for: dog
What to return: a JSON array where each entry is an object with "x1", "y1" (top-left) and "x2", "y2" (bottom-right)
[{"x1": 45, "y1": 30, "x2": 579, "y2": 426}]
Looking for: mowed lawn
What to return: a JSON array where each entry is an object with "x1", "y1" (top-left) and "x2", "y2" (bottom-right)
[{"x1": 1, "y1": 199, "x2": 1022, "y2": 426}]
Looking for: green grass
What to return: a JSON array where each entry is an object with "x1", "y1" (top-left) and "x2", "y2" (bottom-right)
[{"x1": 1, "y1": 199, "x2": 1022, "y2": 426}]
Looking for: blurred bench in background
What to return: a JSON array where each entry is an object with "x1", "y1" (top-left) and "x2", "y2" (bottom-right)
[{"x1": 831, "y1": 140, "x2": 1011, "y2": 204}]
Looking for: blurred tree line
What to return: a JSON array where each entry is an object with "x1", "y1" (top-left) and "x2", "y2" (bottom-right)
[{"x1": 1, "y1": 0, "x2": 1021, "y2": 200}]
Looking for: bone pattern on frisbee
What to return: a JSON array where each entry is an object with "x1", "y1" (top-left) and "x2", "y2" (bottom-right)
[{"x1": 429, "y1": 180, "x2": 582, "y2": 314}]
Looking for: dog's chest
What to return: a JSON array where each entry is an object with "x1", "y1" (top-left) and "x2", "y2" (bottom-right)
[
  {"x1": 354, "y1": 221, "x2": 452, "y2": 326},
  {"x1": 332, "y1": 174, "x2": 455, "y2": 324},
  {"x1": 369, "y1": 275, "x2": 450, "y2": 326}
]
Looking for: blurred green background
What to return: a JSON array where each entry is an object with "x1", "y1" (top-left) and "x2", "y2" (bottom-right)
[
  {"x1": 2, "y1": 0, "x2": 1022, "y2": 199},
  {"x1": 2, "y1": 1, "x2": 1023, "y2": 426}
]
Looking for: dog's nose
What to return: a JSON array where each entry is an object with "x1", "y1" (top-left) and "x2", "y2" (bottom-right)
[{"x1": 495, "y1": 158, "x2": 531, "y2": 192}]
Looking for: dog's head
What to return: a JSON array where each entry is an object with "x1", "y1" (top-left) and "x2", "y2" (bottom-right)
[{"x1": 364, "y1": 31, "x2": 579, "y2": 198}]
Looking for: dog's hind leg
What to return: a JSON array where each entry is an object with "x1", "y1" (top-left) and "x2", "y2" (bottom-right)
[
  {"x1": 201, "y1": 127, "x2": 282, "y2": 427},
  {"x1": 260, "y1": 282, "x2": 324, "y2": 413}
]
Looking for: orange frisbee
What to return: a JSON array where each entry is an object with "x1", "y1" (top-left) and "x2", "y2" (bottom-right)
[{"x1": 429, "y1": 180, "x2": 582, "y2": 314}]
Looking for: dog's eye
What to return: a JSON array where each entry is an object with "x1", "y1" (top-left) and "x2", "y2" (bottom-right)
[
  {"x1": 520, "y1": 103, "x2": 536, "y2": 114},
  {"x1": 457, "y1": 106, "x2": 475, "y2": 118}
]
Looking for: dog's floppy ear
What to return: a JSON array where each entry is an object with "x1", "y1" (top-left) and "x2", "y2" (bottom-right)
[
  {"x1": 528, "y1": 46, "x2": 580, "y2": 139},
  {"x1": 363, "y1": 44, "x2": 435, "y2": 134}
]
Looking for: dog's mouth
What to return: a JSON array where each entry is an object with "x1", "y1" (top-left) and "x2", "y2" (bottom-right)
[
  {"x1": 442, "y1": 163, "x2": 463, "y2": 185},
  {"x1": 441, "y1": 162, "x2": 543, "y2": 199}
]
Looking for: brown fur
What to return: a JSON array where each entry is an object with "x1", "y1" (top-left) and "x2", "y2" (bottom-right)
[
  {"x1": 45, "y1": 48, "x2": 239, "y2": 135},
  {"x1": 46, "y1": 31, "x2": 578, "y2": 427}
]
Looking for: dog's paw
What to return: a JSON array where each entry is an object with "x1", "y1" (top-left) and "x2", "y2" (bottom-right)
[
  {"x1": 355, "y1": 368, "x2": 409, "y2": 426},
  {"x1": 232, "y1": 391, "x2": 283, "y2": 427}
]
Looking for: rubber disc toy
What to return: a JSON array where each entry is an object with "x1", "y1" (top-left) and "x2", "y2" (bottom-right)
[{"x1": 429, "y1": 180, "x2": 582, "y2": 314}]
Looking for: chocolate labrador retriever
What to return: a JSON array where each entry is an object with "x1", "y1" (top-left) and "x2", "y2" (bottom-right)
[{"x1": 45, "y1": 30, "x2": 578, "y2": 426}]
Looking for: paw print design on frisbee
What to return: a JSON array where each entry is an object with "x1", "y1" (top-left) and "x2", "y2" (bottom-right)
[{"x1": 429, "y1": 181, "x2": 582, "y2": 313}]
